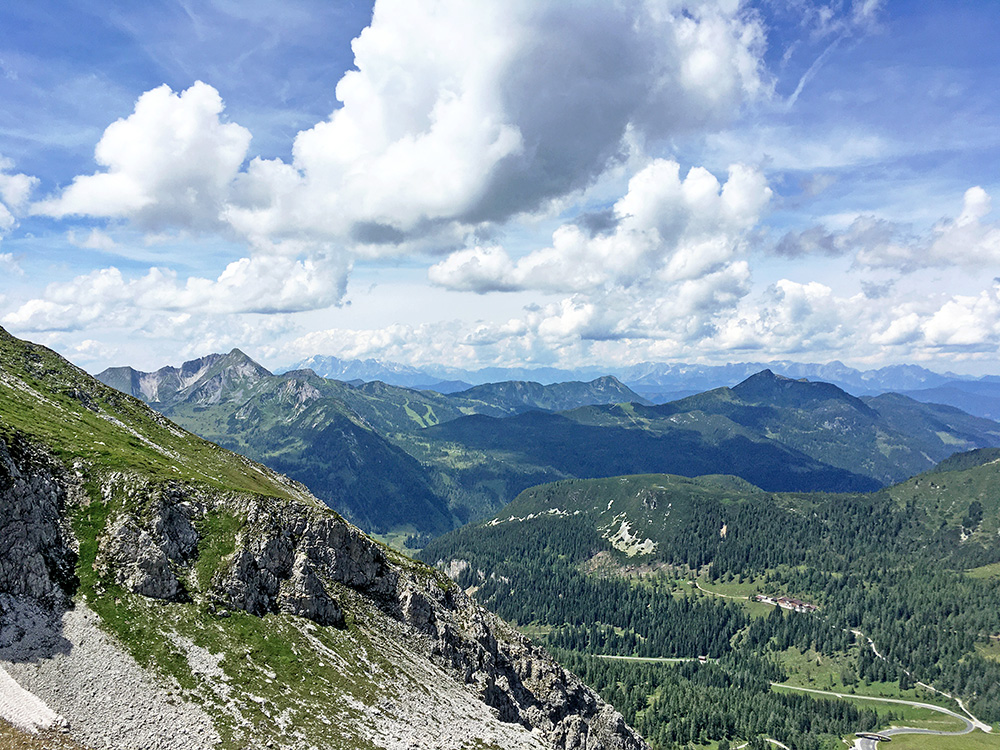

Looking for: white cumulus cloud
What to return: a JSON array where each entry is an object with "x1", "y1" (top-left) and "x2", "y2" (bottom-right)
[
  {"x1": 2, "y1": 252, "x2": 349, "y2": 333},
  {"x1": 429, "y1": 159, "x2": 771, "y2": 294},
  {"x1": 36, "y1": 1, "x2": 767, "y2": 250},
  {"x1": 33, "y1": 82, "x2": 252, "y2": 231}
]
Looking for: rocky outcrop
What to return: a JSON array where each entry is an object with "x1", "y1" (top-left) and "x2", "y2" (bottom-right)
[
  {"x1": 0, "y1": 426, "x2": 648, "y2": 750},
  {"x1": 0, "y1": 433, "x2": 77, "y2": 607},
  {"x1": 95, "y1": 486, "x2": 201, "y2": 601}
]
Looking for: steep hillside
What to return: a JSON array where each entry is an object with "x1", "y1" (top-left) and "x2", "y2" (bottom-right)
[{"x1": 0, "y1": 327, "x2": 647, "y2": 750}]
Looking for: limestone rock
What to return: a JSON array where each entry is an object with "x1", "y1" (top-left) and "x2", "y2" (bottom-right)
[{"x1": 0, "y1": 434, "x2": 76, "y2": 606}]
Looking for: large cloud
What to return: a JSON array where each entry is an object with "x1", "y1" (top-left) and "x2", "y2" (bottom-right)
[
  {"x1": 36, "y1": 0, "x2": 767, "y2": 248},
  {"x1": 429, "y1": 159, "x2": 771, "y2": 293},
  {"x1": 16, "y1": 0, "x2": 769, "y2": 343},
  {"x1": 33, "y1": 82, "x2": 252, "y2": 231}
]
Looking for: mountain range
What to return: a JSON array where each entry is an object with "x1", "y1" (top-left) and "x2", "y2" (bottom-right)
[
  {"x1": 281, "y1": 354, "x2": 1000, "y2": 413},
  {"x1": 0, "y1": 325, "x2": 646, "y2": 750},
  {"x1": 97, "y1": 351, "x2": 652, "y2": 537},
  {"x1": 97, "y1": 352, "x2": 1000, "y2": 544}
]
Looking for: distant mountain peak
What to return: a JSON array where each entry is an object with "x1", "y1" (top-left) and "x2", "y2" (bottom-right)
[
  {"x1": 732, "y1": 368, "x2": 875, "y2": 415},
  {"x1": 591, "y1": 374, "x2": 625, "y2": 387},
  {"x1": 96, "y1": 349, "x2": 272, "y2": 407}
]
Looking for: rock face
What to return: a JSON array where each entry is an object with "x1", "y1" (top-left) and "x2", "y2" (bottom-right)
[
  {"x1": 0, "y1": 427, "x2": 649, "y2": 750},
  {"x1": 0, "y1": 433, "x2": 77, "y2": 607}
]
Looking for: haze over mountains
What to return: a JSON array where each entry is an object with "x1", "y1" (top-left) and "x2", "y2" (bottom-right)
[
  {"x1": 97, "y1": 350, "x2": 1000, "y2": 543},
  {"x1": 284, "y1": 354, "x2": 1000, "y2": 419}
]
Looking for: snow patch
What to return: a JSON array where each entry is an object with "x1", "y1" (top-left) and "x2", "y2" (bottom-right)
[
  {"x1": 0, "y1": 664, "x2": 67, "y2": 734},
  {"x1": 488, "y1": 508, "x2": 581, "y2": 525}
]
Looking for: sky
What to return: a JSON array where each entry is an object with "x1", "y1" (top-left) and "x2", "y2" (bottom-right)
[{"x1": 1, "y1": 0, "x2": 999, "y2": 375}]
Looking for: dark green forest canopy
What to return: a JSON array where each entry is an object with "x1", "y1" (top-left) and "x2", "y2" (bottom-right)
[{"x1": 422, "y1": 461, "x2": 1000, "y2": 747}]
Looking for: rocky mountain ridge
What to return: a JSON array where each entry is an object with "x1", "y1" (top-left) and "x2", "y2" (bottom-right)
[
  {"x1": 0, "y1": 326, "x2": 647, "y2": 750},
  {"x1": 282, "y1": 354, "x2": 979, "y2": 401}
]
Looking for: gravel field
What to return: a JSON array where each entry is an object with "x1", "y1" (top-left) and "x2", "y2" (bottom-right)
[{"x1": 0, "y1": 597, "x2": 218, "y2": 750}]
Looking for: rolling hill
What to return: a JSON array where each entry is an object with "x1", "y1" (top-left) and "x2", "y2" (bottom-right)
[{"x1": 97, "y1": 357, "x2": 1000, "y2": 542}]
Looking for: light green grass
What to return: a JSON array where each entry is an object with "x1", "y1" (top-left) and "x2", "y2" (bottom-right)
[
  {"x1": 696, "y1": 576, "x2": 762, "y2": 598},
  {"x1": 967, "y1": 562, "x2": 1000, "y2": 579},
  {"x1": 772, "y1": 648, "x2": 956, "y2": 710},
  {"x1": 975, "y1": 639, "x2": 1000, "y2": 662},
  {"x1": 693, "y1": 576, "x2": 782, "y2": 618},
  {"x1": 887, "y1": 730, "x2": 1000, "y2": 750}
]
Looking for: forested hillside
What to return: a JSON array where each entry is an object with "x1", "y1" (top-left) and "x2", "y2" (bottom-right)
[{"x1": 422, "y1": 458, "x2": 1000, "y2": 749}]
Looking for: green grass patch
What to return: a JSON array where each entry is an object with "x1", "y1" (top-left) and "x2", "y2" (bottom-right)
[
  {"x1": 194, "y1": 509, "x2": 242, "y2": 592},
  {"x1": 693, "y1": 576, "x2": 781, "y2": 618},
  {"x1": 976, "y1": 639, "x2": 1000, "y2": 662},
  {"x1": 967, "y1": 562, "x2": 1000, "y2": 579},
  {"x1": 886, "y1": 730, "x2": 1000, "y2": 750},
  {"x1": 696, "y1": 575, "x2": 761, "y2": 598}
]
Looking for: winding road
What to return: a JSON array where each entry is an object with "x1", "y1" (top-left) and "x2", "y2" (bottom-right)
[
  {"x1": 593, "y1": 652, "x2": 992, "y2": 750},
  {"x1": 689, "y1": 579, "x2": 995, "y2": 743},
  {"x1": 774, "y1": 683, "x2": 979, "y2": 750}
]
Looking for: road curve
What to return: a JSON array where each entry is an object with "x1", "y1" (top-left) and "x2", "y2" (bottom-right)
[
  {"x1": 594, "y1": 655, "x2": 702, "y2": 663},
  {"x1": 773, "y1": 683, "x2": 977, "y2": 750},
  {"x1": 591, "y1": 655, "x2": 990, "y2": 749}
]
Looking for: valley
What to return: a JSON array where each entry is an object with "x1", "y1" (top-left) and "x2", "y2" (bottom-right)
[{"x1": 421, "y1": 457, "x2": 1000, "y2": 749}]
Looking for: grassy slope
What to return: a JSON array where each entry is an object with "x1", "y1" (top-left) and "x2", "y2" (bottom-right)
[
  {"x1": 0, "y1": 328, "x2": 313, "y2": 503},
  {"x1": 1, "y1": 328, "x2": 518, "y2": 750}
]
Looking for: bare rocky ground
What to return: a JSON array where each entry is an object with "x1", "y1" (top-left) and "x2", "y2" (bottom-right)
[
  {"x1": 0, "y1": 593, "x2": 551, "y2": 750},
  {"x1": 0, "y1": 718, "x2": 90, "y2": 750},
  {"x1": 0, "y1": 597, "x2": 218, "y2": 750}
]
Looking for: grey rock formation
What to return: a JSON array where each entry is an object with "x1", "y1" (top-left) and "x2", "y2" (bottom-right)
[
  {"x1": 0, "y1": 428, "x2": 649, "y2": 750},
  {"x1": 0, "y1": 433, "x2": 76, "y2": 606}
]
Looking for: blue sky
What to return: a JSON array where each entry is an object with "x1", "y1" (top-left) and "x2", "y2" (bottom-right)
[{"x1": 1, "y1": 0, "x2": 999, "y2": 375}]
